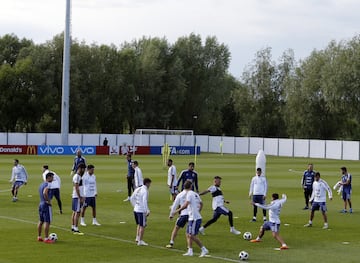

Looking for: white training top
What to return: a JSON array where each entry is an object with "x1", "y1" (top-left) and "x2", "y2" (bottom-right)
[
  {"x1": 42, "y1": 169, "x2": 61, "y2": 189},
  {"x1": 10, "y1": 164, "x2": 28, "y2": 183},
  {"x1": 82, "y1": 172, "x2": 97, "y2": 197},
  {"x1": 170, "y1": 190, "x2": 189, "y2": 216},
  {"x1": 185, "y1": 190, "x2": 202, "y2": 221},
  {"x1": 310, "y1": 179, "x2": 332, "y2": 203},
  {"x1": 249, "y1": 175, "x2": 268, "y2": 196},
  {"x1": 130, "y1": 185, "x2": 149, "y2": 213},
  {"x1": 208, "y1": 185, "x2": 225, "y2": 210},
  {"x1": 255, "y1": 194, "x2": 287, "y2": 224},
  {"x1": 167, "y1": 164, "x2": 178, "y2": 187},
  {"x1": 134, "y1": 166, "x2": 143, "y2": 189},
  {"x1": 72, "y1": 173, "x2": 84, "y2": 198}
]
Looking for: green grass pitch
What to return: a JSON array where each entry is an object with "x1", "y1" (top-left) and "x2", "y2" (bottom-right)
[{"x1": 0, "y1": 154, "x2": 359, "y2": 263}]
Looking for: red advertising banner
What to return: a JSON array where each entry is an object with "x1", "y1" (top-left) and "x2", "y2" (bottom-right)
[
  {"x1": 0, "y1": 145, "x2": 37, "y2": 155},
  {"x1": 96, "y1": 146, "x2": 109, "y2": 155}
]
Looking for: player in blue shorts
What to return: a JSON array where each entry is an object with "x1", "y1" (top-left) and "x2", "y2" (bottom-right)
[
  {"x1": 37, "y1": 172, "x2": 54, "y2": 243},
  {"x1": 339, "y1": 167, "x2": 352, "y2": 213}
]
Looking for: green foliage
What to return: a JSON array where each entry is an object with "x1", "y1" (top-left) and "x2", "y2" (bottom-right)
[{"x1": 0, "y1": 154, "x2": 359, "y2": 263}]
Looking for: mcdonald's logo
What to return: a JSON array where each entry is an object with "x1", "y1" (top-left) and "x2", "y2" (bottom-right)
[{"x1": 26, "y1": 145, "x2": 37, "y2": 155}]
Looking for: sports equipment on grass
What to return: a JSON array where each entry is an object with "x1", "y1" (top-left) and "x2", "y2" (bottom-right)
[
  {"x1": 239, "y1": 250, "x2": 249, "y2": 260},
  {"x1": 243, "y1": 232, "x2": 252, "y2": 240},
  {"x1": 48, "y1": 233, "x2": 58, "y2": 241}
]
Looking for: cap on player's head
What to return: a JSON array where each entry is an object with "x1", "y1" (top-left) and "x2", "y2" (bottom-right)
[{"x1": 214, "y1": 176, "x2": 222, "y2": 180}]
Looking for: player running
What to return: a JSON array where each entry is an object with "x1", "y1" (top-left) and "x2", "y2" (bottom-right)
[
  {"x1": 10, "y1": 159, "x2": 28, "y2": 202},
  {"x1": 198, "y1": 176, "x2": 241, "y2": 235}
]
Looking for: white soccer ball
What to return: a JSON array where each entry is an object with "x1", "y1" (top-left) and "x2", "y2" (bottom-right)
[
  {"x1": 49, "y1": 233, "x2": 58, "y2": 241},
  {"x1": 243, "y1": 231, "x2": 252, "y2": 240},
  {"x1": 239, "y1": 251, "x2": 249, "y2": 261}
]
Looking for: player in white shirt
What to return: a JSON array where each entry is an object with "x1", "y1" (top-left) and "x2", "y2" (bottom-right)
[
  {"x1": 304, "y1": 172, "x2": 332, "y2": 229},
  {"x1": 173, "y1": 181, "x2": 209, "y2": 257},
  {"x1": 130, "y1": 178, "x2": 152, "y2": 246},
  {"x1": 71, "y1": 163, "x2": 86, "y2": 235},
  {"x1": 198, "y1": 176, "x2": 241, "y2": 235},
  {"x1": 80, "y1": 165, "x2": 101, "y2": 226},
  {"x1": 132, "y1": 161, "x2": 143, "y2": 189},
  {"x1": 167, "y1": 159, "x2": 178, "y2": 201},
  {"x1": 250, "y1": 193, "x2": 288, "y2": 250},
  {"x1": 249, "y1": 167, "x2": 268, "y2": 222},
  {"x1": 167, "y1": 189, "x2": 189, "y2": 248},
  {"x1": 42, "y1": 165, "x2": 62, "y2": 214},
  {"x1": 9, "y1": 159, "x2": 29, "y2": 202}
]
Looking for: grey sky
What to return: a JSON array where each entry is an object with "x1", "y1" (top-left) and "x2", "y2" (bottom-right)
[{"x1": 0, "y1": 0, "x2": 359, "y2": 78}]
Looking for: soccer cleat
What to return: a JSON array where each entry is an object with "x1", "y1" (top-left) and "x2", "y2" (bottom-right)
[
  {"x1": 198, "y1": 226, "x2": 205, "y2": 235},
  {"x1": 349, "y1": 208, "x2": 353, "y2": 213},
  {"x1": 250, "y1": 239, "x2": 261, "y2": 243},
  {"x1": 199, "y1": 248, "x2": 209, "y2": 257},
  {"x1": 92, "y1": 221, "x2": 101, "y2": 226},
  {"x1": 250, "y1": 218, "x2": 256, "y2": 222},
  {"x1": 73, "y1": 230, "x2": 84, "y2": 235},
  {"x1": 183, "y1": 251, "x2": 193, "y2": 256},
  {"x1": 44, "y1": 239, "x2": 55, "y2": 244},
  {"x1": 59, "y1": 210, "x2": 63, "y2": 214},
  {"x1": 37, "y1": 237, "x2": 44, "y2": 242},
  {"x1": 230, "y1": 228, "x2": 241, "y2": 235},
  {"x1": 303, "y1": 206, "x2": 309, "y2": 210},
  {"x1": 263, "y1": 217, "x2": 267, "y2": 222},
  {"x1": 80, "y1": 222, "x2": 87, "y2": 226},
  {"x1": 123, "y1": 197, "x2": 130, "y2": 202},
  {"x1": 165, "y1": 244, "x2": 173, "y2": 248},
  {"x1": 304, "y1": 223, "x2": 312, "y2": 227},
  {"x1": 137, "y1": 240, "x2": 148, "y2": 246},
  {"x1": 340, "y1": 209, "x2": 347, "y2": 213},
  {"x1": 280, "y1": 245, "x2": 289, "y2": 250},
  {"x1": 12, "y1": 197, "x2": 17, "y2": 202},
  {"x1": 322, "y1": 225, "x2": 328, "y2": 229}
]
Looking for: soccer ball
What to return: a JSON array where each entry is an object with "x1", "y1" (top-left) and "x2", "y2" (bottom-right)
[
  {"x1": 239, "y1": 251, "x2": 249, "y2": 261},
  {"x1": 243, "y1": 231, "x2": 252, "y2": 240},
  {"x1": 49, "y1": 233, "x2": 58, "y2": 241}
]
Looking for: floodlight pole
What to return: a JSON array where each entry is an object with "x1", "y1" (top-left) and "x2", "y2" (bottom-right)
[{"x1": 61, "y1": 0, "x2": 71, "y2": 145}]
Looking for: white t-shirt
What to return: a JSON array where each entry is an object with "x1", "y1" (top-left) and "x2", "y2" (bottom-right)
[
  {"x1": 208, "y1": 185, "x2": 225, "y2": 210},
  {"x1": 185, "y1": 190, "x2": 202, "y2": 221},
  {"x1": 42, "y1": 170, "x2": 61, "y2": 189},
  {"x1": 170, "y1": 190, "x2": 188, "y2": 216},
  {"x1": 82, "y1": 172, "x2": 97, "y2": 197},
  {"x1": 134, "y1": 167, "x2": 143, "y2": 188},
  {"x1": 255, "y1": 195, "x2": 287, "y2": 224},
  {"x1": 167, "y1": 165, "x2": 177, "y2": 187},
  {"x1": 130, "y1": 185, "x2": 149, "y2": 213},
  {"x1": 249, "y1": 175, "x2": 268, "y2": 196},
  {"x1": 72, "y1": 173, "x2": 84, "y2": 198},
  {"x1": 310, "y1": 179, "x2": 332, "y2": 202},
  {"x1": 10, "y1": 164, "x2": 28, "y2": 183}
]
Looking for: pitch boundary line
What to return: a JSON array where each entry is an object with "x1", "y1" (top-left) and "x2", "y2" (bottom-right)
[{"x1": 0, "y1": 215, "x2": 240, "y2": 262}]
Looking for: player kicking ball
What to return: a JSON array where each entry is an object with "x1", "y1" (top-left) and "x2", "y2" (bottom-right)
[{"x1": 250, "y1": 193, "x2": 289, "y2": 250}]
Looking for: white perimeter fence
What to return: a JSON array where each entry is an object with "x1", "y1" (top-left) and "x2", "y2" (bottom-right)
[{"x1": 0, "y1": 133, "x2": 359, "y2": 160}]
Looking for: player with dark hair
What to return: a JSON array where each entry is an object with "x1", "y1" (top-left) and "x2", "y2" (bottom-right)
[
  {"x1": 339, "y1": 167, "x2": 352, "y2": 213},
  {"x1": 10, "y1": 159, "x2": 29, "y2": 202},
  {"x1": 301, "y1": 164, "x2": 315, "y2": 210},
  {"x1": 71, "y1": 163, "x2": 86, "y2": 235},
  {"x1": 250, "y1": 193, "x2": 288, "y2": 250},
  {"x1": 42, "y1": 165, "x2": 62, "y2": 214},
  {"x1": 124, "y1": 153, "x2": 135, "y2": 202},
  {"x1": 37, "y1": 172, "x2": 54, "y2": 243},
  {"x1": 249, "y1": 167, "x2": 267, "y2": 222},
  {"x1": 198, "y1": 176, "x2": 241, "y2": 235},
  {"x1": 176, "y1": 162, "x2": 199, "y2": 192}
]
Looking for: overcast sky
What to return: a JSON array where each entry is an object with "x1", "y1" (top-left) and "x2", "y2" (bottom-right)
[{"x1": 0, "y1": 0, "x2": 359, "y2": 77}]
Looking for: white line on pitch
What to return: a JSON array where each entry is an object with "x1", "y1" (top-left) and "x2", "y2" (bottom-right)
[{"x1": 0, "y1": 215, "x2": 240, "y2": 262}]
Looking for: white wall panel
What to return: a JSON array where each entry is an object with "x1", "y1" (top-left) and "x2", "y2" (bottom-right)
[
  {"x1": 83, "y1": 134, "x2": 100, "y2": 145},
  {"x1": 264, "y1": 138, "x2": 278, "y2": 156},
  {"x1": 165, "y1": 135, "x2": 180, "y2": 146},
  {"x1": 249, "y1": 137, "x2": 264, "y2": 154},
  {"x1": 134, "y1": 134, "x2": 149, "y2": 146},
  {"x1": 279, "y1": 139, "x2": 293, "y2": 157},
  {"x1": 46, "y1": 134, "x2": 61, "y2": 145},
  {"x1": 235, "y1": 137, "x2": 249, "y2": 154},
  {"x1": 222, "y1": 136, "x2": 235, "y2": 154},
  {"x1": 150, "y1": 135, "x2": 165, "y2": 146},
  {"x1": 208, "y1": 136, "x2": 222, "y2": 153},
  {"x1": 8, "y1": 133, "x2": 26, "y2": 145},
  {"x1": 0, "y1": 133, "x2": 8, "y2": 144},
  {"x1": 325, "y1": 140, "x2": 342, "y2": 159},
  {"x1": 117, "y1": 134, "x2": 133, "y2": 146},
  {"x1": 294, "y1": 139, "x2": 309, "y2": 157},
  {"x1": 27, "y1": 133, "x2": 46, "y2": 145},
  {"x1": 181, "y1": 135, "x2": 195, "y2": 146},
  {"x1": 342, "y1": 141, "x2": 359, "y2": 160},
  {"x1": 309, "y1": 140, "x2": 325, "y2": 158},
  {"x1": 68, "y1": 134, "x2": 82, "y2": 145},
  {"x1": 196, "y1": 136, "x2": 208, "y2": 152}
]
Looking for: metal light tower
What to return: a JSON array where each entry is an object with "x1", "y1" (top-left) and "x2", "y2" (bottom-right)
[{"x1": 61, "y1": 0, "x2": 71, "y2": 145}]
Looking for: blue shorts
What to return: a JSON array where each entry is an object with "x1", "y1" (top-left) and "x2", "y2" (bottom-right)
[
  {"x1": 134, "y1": 212, "x2": 147, "y2": 227},
  {"x1": 252, "y1": 195, "x2": 265, "y2": 205},
  {"x1": 72, "y1": 198, "x2": 82, "y2": 212},
  {"x1": 262, "y1": 221, "x2": 280, "y2": 233},
  {"x1": 187, "y1": 219, "x2": 202, "y2": 235},
  {"x1": 214, "y1": 206, "x2": 230, "y2": 216},
  {"x1": 13, "y1": 181, "x2": 25, "y2": 189},
  {"x1": 83, "y1": 197, "x2": 96, "y2": 208},
  {"x1": 39, "y1": 204, "x2": 52, "y2": 223},
  {"x1": 342, "y1": 189, "x2": 352, "y2": 201},
  {"x1": 176, "y1": 215, "x2": 189, "y2": 228},
  {"x1": 311, "y1": 202, "x2": 327, "y2": 212}
]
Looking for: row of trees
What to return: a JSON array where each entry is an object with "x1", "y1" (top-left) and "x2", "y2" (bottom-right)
[{"x1": 1, "y1": 33, "x2": 360, "y2": 139}]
